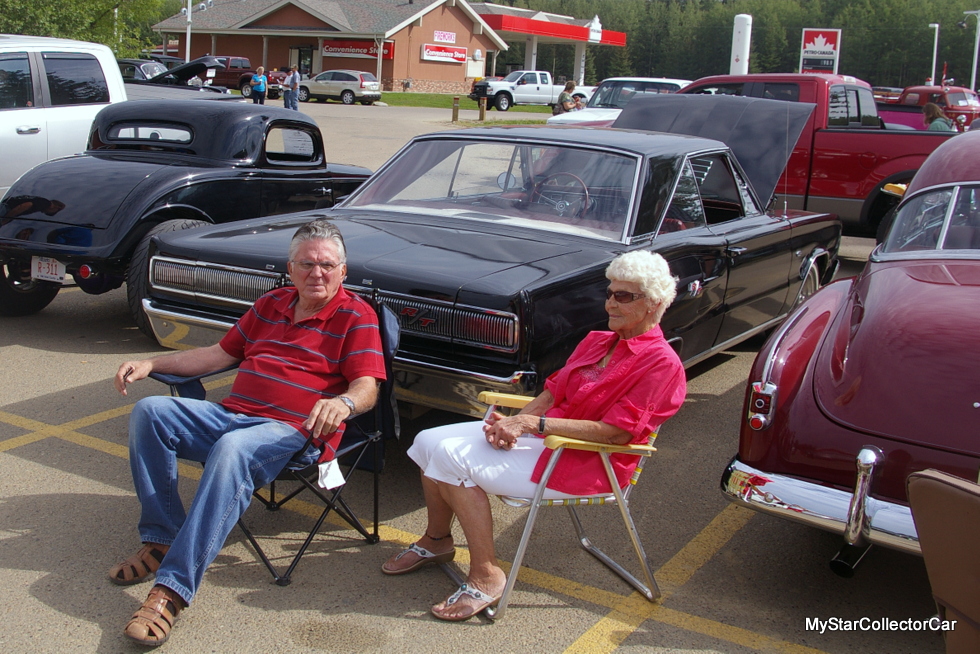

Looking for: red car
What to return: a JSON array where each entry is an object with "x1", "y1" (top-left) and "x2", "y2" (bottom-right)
[{"x1": 721, "y1": 129, "x2": 980, "y2": 576}]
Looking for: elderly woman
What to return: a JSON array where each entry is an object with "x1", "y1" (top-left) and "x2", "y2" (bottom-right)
[
  {"x1": 382, "y1": 251, "x2": 687, "y2": 621},
  {"x1": 556, "y1": 80, "x2": 584, "y2": 113}
]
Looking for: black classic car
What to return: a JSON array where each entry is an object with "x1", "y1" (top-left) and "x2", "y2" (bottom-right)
[
  {"x1": 142, "y1": 95, "x2": 842, "y2": 417},
  {"x1": 0, "y1": 99, "x2": 371, "y2": 336},
  {"x1": 117, "y1": 55, "x2": 229, "y2": 94}
]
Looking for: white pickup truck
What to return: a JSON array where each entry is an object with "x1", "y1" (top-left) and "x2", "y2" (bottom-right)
[
  {"x1": 468, "y1": 70, "x2": 594, "y2": 111},
  {"x1": 0, "y1": 34, "x2": 237, "y2": 196}
]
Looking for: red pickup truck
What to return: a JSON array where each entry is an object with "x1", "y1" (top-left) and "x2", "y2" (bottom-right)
[
  {"x1": 876, "y1": 84, "x2": 980, "y2": 131},
  {"x1": 210, "y1": 56, "x2": 286, "y2": 99},
  {"x1": 679, "y1": 73, "x2": 955, "y2": 235}
]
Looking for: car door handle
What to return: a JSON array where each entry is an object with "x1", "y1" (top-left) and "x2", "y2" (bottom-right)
[
  {"x1": 312, "y1": 187, "x2": 332, "y2": 197},
  {"x1": 16, "y1": 126, "x2": 41, "y2": 135},
  {"x1": 726, "y1": 247, "x2": 747, "y2": 257},
  {"x1": 687, "y1": 279, "x2": 704, "y2": 298}
]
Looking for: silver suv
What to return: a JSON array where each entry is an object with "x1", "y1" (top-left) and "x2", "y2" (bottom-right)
[{"x1": 298, "y1": 69, "x2": 381, "y2": 105}]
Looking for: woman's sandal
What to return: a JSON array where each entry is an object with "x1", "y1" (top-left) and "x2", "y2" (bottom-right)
[
  {"x1": 430, "y1": 583, "x2": 501, "y2": 621},
  {"x1": 123, "y1": 585, "x2": 184, "y2": 646},
  {"x1": 108, "y1": 543, "x2": 169, "y2": 586},
  {"x1": 381, "y1": 541, "x2": 455, "y2": 575}
]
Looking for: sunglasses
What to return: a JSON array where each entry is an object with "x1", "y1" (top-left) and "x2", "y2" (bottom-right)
[{"x1": 605, "y1": 288, "x2": 645, "y2": 303}]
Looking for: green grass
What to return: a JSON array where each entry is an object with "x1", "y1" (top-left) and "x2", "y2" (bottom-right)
[{"x1": 380, "y1": 92, "x2": 553, "y2": 114}]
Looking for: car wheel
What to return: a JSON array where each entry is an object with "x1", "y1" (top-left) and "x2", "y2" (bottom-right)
[
  {"x1": 0, "y1": 260, "x2": 60, "y2": 317},
  {"x1": 299, "y1": 87, "x2": 310, "y2": 102},
  {"x1": 341, "y1": 90, "x2": 355, "y2": 105},
  {"x1": 269, "y1": 91, "x2": 280, "y2": 100},
  {"x1": 127, "y1": 218, "x2": 208, "y2": 340},
  {"x1": 794, "y1": 264, "x2": 821, "y2": 308},
  {"x1": 494, "y1": 93, "x2": 511, "y2": 112},
  {"x1": 240, "y1": 83, "x2": 252, "y2": 98}
]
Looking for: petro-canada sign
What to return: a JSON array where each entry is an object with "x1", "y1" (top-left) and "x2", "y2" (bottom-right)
[{"x1": 799, "y1": 29, "x2": 841, "y2": 75}]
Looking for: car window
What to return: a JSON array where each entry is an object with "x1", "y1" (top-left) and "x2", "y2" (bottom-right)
[
  {"x1": 265, "y1": 126, "x2": 319, "y2": 164},
  {"x1": 685, "y1": 83, "x2": 745, "y2": 96},
  {"x1": 315, "y1": 72, "x2": 332, "y2": 82},
  {"x1": 107, "y1": 122, "x2": 193, "y2": 144},
  {"x1": 761, "y1": 83, "x2": 799, "y2": 102},
  {"x1": 140, "y1": 62, "x2": 167, "y2": 78},
  {"x1": 690, "y1": 154, "x2": 745, "y2": 224},
  {"x1": 0, "y1": 53, "x2": 35, "y2": 109},
  {"x1": 41, "y1": 53, "x2": 110, "y2": 106},
  {"x1": 881, "y1": 189, "x2": 953, "y2": 253},
  {"x1": 360, "y1": 73, "x2": 378, "y2": 82},
  {"x1": 348, "y1": 139, "x2": 639, "y2": 242},
  {"x1": 336, "y1": 72, "x2": 356, "y2": 82},
  {"x1": 659, "y1": 159, "x2": 707, "y2": 235},
  {"x1": 828, "y1": 85, "x2": 868, "y2": 127},
  {"x1": 947, "y1": 92, "x2": 980, "y2": 107},
  {"x1": 119, "y1": 63, "x2": 139, "y2": 80},
  {"x1": 522, "y1": 73, "x2": 538, "y2": 84}
]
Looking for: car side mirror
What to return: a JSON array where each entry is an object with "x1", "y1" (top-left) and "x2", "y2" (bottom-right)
[
  {"x1": 517, "y1": 79, "x2": 527, "y2": 85},
  {"x1": 497, "y1": 172, "x2": 519, "y2": 191}
]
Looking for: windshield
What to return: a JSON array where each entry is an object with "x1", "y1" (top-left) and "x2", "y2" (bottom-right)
[
  {"x1": 502, "y1": 71, "x2": 524, "y2": 83},
  {"x1": 947, "y1": 92, "x2": 980, "y2": 108},
  {"x1": 587, "y1": 80, "x2": 680, "y2": 109},
  {"x1": 140, "y1": 62, "x2": 168, "y2": 78},
  {"x1": 881, "y1": 185, "x2": 980, "y2": 254},
  {"x1": 346, "y1": 139, "x2": 640, "y2": 242}
]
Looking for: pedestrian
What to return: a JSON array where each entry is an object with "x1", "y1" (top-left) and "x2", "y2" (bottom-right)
[
  {"x1": 283, "y1": 64, "x2": 301, "y2": 110},
  {"x1": 249, "y1": 66, "x2": 267, "y2": 104},
  {"x1": 923, "y1": 102, "x2": 955, "y2": 131}
]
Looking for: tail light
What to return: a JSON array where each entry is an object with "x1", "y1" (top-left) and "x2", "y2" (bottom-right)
[
  {"x1": 78, "y1": 264, "x2": 95, "y2": 279},
  {"x1": 747, "y1": 381, "x2": 776, "y2": 430},
  {"x1": 360, "y1": 75, "x2": 368, "y2": 88}
]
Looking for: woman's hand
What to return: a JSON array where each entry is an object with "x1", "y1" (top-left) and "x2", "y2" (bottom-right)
[{"x1": 482, "y1": 411, "x2": 535, "y2": 450}]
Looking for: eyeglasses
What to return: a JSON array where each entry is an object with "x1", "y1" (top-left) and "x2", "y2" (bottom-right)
[
  {"x1": 606, "y1": 288, "x2": 645, "y2": 304},
  {"x1": 291, "y1": 260, "x2": 343, "y2": 273}
]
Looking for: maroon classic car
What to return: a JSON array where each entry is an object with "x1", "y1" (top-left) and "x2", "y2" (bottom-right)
[{"x1": 721, "y1": 130, "x2": 980, "y2": 576}]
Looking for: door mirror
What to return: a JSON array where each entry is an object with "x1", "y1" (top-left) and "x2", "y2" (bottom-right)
[{"x1": 497, "y1": 172, "x2": 519, "y2": 191}]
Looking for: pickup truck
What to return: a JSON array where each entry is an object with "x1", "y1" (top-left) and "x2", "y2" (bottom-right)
[
  {"x1": 468, "y1": 70, "x2": 593, "y2": 111},
  {"x1": 677, "y1": 73, "x2": 955, "y2": 235},
  {"x1": 876, "y1": 84, "x2": 980, "y2": 131},
  {"x1": 211, "y1": 56, "x2": 286, "y2": 99}
]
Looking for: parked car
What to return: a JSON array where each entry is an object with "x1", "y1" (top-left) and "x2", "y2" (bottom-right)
[
  {"x1": 117, "y1": 55, "x2": 228, "y2": 93},
  {"x1": 721, "y1": 129, "x2": 980, "y2": 575},
  {"x1": 547, "y1": 76, "x2": 692, "y2": 125},
  {"x1": 140, "y1": 94, "x2": 841, "y2": 418},
  {"x1": 468, "y1": 70, "x2": 594, "y2": 111},
  {"x1": 0, "y1": 100, "x2": 371, "y2": 335},
  {"x1": 298, "y1": 69, "x2": 381, "y2": 105}
]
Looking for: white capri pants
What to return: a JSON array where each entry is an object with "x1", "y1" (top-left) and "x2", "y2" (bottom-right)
[{"x1": 407, "y1": 420, "x2": 579, "y2": 500}]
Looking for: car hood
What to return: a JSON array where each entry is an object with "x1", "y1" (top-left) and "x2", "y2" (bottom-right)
[
  {"x1": 547, "y1": 108, "x2": 622, "y2": 125},
  {"x1": 154, "y1": 211, "x2": 598, "y2": 302},
  {"x1": 812, "y1": 260, "x2": 980, "y2": 452},
  {"x1": 612, "y1": 94, "x2": 814, "y2": 209},
  {"x1": 147, "y1": 56, "x2": 224, "y2": 84},
  {"x1": 0, "y1": 155, "x2": 187, "y2": 230}
]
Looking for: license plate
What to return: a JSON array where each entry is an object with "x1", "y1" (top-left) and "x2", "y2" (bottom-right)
[{"x1": 31, "y1": 256, "x2": 66, "y2": 283}]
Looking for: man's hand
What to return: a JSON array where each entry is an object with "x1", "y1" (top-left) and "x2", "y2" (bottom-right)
[
  {"x1": 304, "y1": 397, "x2": 352, "y2": 439},
  {"x1": 115, "y1": 360, "x2": 153, "y2": 395}
]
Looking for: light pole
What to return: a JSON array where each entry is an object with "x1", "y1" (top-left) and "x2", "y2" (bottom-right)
[
  {"x1": 929, "y1": 23, "x2": 939, "y2": 84},
  {"x1": 180, "y1": 0, "x2": 212, "y2": 63},
  {"x1": 964, "y1": 10, "x2": 980, "y2": 91}
]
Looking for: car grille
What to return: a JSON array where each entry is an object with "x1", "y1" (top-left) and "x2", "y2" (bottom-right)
[{"x1": 149, "y1": 256, "x2": 519, "y2": 352}]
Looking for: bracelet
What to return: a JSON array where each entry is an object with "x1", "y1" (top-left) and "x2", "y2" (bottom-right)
[{"x1": 539, "y1": 415, "x2": 547, "y2": 435}]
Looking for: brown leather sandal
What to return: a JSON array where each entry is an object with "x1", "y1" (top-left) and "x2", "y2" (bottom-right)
[
  {"x1": 108, "y1": 543, "x2": 169, "y2": 586},
  {"x1": 123, "y1": 585, "x2": 184, "y2": 646}
]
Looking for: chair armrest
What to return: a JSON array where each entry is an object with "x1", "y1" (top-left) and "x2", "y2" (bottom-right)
[
  {"x1": 478, "y1": 391, "x2": 534, "y2": 409},
  {"x1": 149, "y1": 364, "x2": 239, "y2": 401},
  {"x1": 543, "y1": 435, "x2": 656, "y2": 456}
]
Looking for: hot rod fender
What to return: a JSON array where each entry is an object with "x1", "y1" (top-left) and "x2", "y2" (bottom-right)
[{"x1": 738, "y1": 277, "x2": 853, "y2": 464}]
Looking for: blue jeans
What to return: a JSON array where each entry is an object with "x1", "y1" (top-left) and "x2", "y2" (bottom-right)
[
  {"x1": 129, "y1": 396, "x2": 318, "y2": 605},
  {"x1": 283, "y1": 89, "x2": 298, "y2": 110}
]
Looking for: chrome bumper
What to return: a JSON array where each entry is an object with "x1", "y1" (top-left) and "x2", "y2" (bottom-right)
[
  {"x1": 721, "y1": 456, "x2": 920, "y2": 555},
  {"x1": 142, "y1": 299, "x2": 536, "y2": 417}
]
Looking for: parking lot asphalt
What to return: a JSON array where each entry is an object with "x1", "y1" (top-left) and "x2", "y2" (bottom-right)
[{"x1": 0, "y1": 104, "x2": 944, "y2": 653}]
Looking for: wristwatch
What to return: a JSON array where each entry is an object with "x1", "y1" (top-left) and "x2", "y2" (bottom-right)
[
  {"x1": 337, "y1": 395, "x2": 356, "y2": 416},
  {"x1": 539, "y1": 415, "x2": 547, "y2": 435}
]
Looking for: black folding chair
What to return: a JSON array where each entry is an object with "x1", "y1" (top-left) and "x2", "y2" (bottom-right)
[{"x1": 149, "y1": 299, "x2": 400, "y2": 586}]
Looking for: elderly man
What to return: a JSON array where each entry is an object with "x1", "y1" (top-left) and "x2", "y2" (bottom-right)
[
  {"x1": 110, "y1": 219, "x2": 385, "y2": 646},
  {"x1": 283, "y1": 64, "x2": 301, "y2": 110}
]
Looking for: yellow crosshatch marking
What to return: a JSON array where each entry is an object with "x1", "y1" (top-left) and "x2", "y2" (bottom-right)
[{"x1": 0, "y1": 403, "x2": 828, "y2": 654}]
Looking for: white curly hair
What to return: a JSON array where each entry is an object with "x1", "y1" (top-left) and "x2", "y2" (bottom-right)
[{"x1": 605, "y1": 251, "x2": 677, "y2": 322}]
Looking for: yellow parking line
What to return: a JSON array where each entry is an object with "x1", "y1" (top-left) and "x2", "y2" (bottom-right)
[
  {"x1": 565, "y1": 504, "x2": 755, "y2": 653},
  {"x1": 0, "y1": 410, "x2": 55, "y2": 432},
  {"x1": 0, "y1": 431, "x2": 51, "y2": 452},
  {"x1": 653, "y1": 606, "x2": 827, "y2": 654}
]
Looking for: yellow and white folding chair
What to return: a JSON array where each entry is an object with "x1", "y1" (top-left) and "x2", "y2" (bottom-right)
[{"x1": 464, "y1": 391, "x2": 661, "y2": 620}]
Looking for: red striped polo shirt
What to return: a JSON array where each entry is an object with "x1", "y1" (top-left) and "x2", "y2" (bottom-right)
[{"x1": 218, "y1": 286, "x2": 386, "y2": 461}]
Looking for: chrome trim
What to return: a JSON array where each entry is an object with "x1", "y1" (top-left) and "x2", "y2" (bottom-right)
[
  {"x1": 150, "y1": 256, "x2": 283, "y2": 308},
  {"x1": 395, "y1": 355, "x2": 532, "y2": 386},
  {"x1": 721, "y1": 457, "x2": 919, "y2": 555},
  {"x1": 681, "y1": 313, "x2": 786, "y2": 369},
  {"x1": 759, "y1": 307, "x2": 809, "y2": 383},
  {"x1": 843, "y1": 447, "x2": 883, "y2": 546}
]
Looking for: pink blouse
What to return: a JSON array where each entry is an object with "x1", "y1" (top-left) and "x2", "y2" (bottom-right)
[{"x1": 531, "y1": 325, "x2": 686, "y2": 495}]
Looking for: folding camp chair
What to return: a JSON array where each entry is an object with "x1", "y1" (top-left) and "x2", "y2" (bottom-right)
[
  {"x1": 149, "y1": 299, "x2": 400, "y2": 586},
  {"x1": 444, "y1": 391, "x2": 661, "y2": 620},
  {"x1": 907, "y1": 469, "x2": 980, "y2": 654}
]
